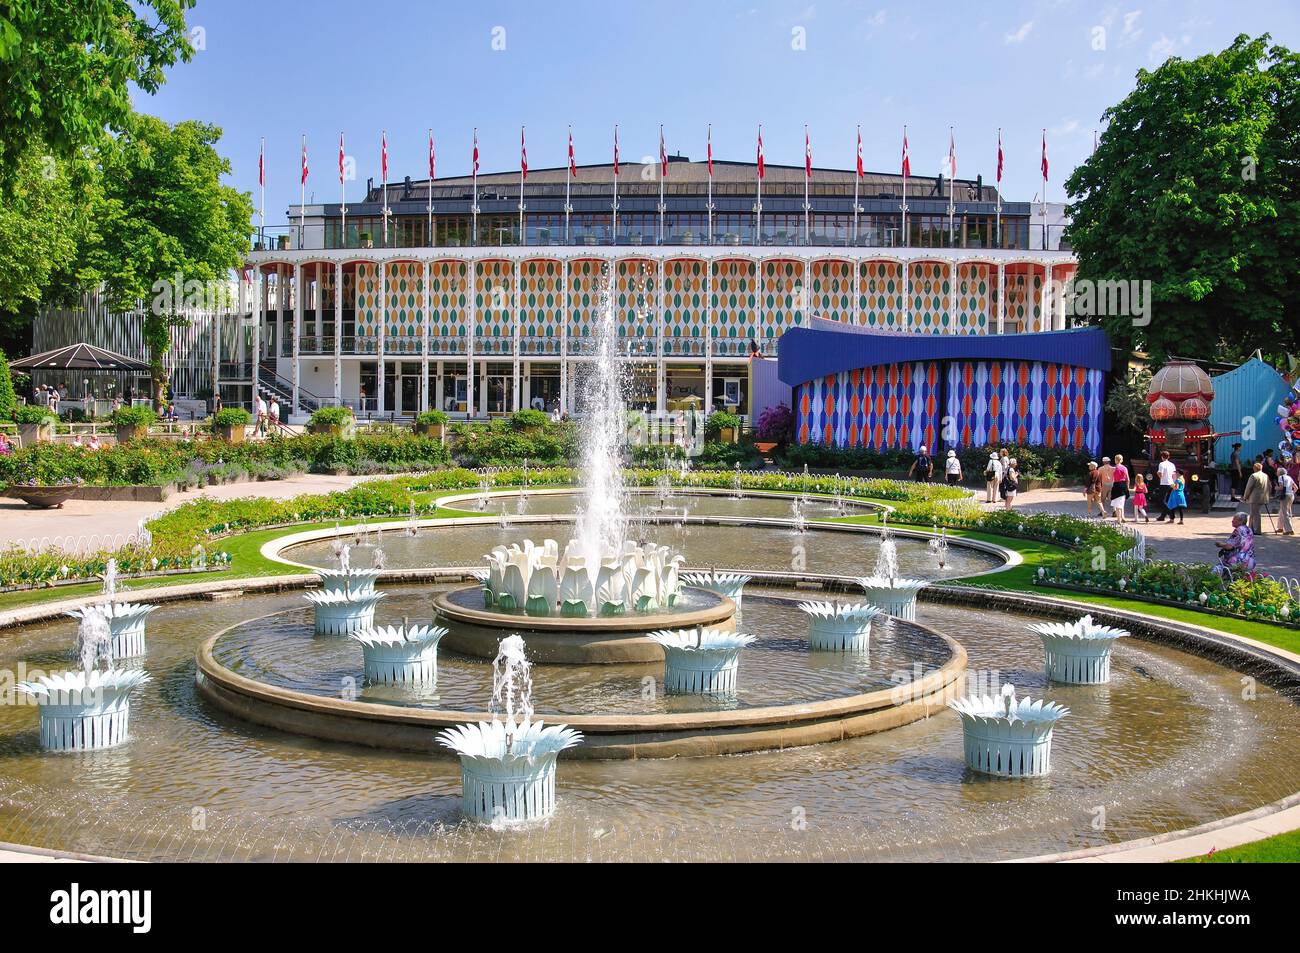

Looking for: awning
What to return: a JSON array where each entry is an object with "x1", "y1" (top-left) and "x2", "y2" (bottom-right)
[{"x1": 10, "y1": 343, "x2": 151, "y2": 373}]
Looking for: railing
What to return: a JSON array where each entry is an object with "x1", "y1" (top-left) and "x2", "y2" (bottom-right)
[
  {"x1": 518, "y1": 336, "x2": 560, "y2": 356},
  {"x1": 662, "y1": 337, "x2": 707, "y2": 357},
  {"x1": 297, "y1": 336, "x2": 336, "y2": 355}
]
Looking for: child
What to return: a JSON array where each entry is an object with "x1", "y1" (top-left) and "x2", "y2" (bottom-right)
[
  {"x1": 1133, "y1": 473, "x2": 1149, "y2": 523},
  {"x1": 1165, "y1": 471, "x2": 1188, "y2": 525}
]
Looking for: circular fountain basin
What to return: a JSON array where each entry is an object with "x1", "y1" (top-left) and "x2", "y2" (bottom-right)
[{"x1": 433, "y1": 584, "x2": 737, "y2": 664}]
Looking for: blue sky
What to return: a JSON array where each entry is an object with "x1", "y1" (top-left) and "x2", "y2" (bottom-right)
[{"x1": 141, "y1": 0, "x2": 1300, "y2": 225}]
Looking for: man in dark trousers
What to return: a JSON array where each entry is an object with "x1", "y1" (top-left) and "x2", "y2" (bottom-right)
[{"x1": 908, "y1": 445, "x2": 933, "y2": 483}]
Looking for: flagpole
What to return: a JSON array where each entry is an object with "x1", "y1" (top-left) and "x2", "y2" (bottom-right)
[
  {"x1": 803, "y1": 124, "x2": 811, "y2": 246},
  {"x1": 565, "y1": 125, "x2": 572, "y2": 244},
  {"x1": 706, "y1": 124, "x2": 714, "y2": 246},
  {"x1": 612, "y1": 124, "x2": 619, "y2": 244},
  {"x1": 995, "y1": 128, "x2": 1002, "y2": 249},
  {"x1": 381, "y1": 129, "x2": 389, "y2": 247},
  {"x1": 300, "y1": 135, "x2": 308, "y2": 249},
  {"x1": 471, "y1": 127, "x2": 479, "y2": 247},
  {"x1": 519, "y1": 125, "x2": 526, "y2": 246},
  {"x1": 658, "y1": 124, "x2": 665, "y2": 245},
  {"x1": 427, "y1": 129, "x2": 434, "y2": 248},
  {"x1": 851, "y1": 125, "x2": 861, "y2": 248},
  {"x1": 340, "y1": 133, "x2": 348, "y2": 248},
  {"x1": 947, "y1": 125, "x2": 955, "y2": 247},
  {"x1": 259, "y1": 137, "x2": 266, "y2": 247},
  {"x1": 755, "y1": 124, "x2": 763, "y2": 245},
  {"x1": 900, "y1": 125, "x2": 909, "y2": 248},
  {"x1": 1041, "y1": 127, "x2": 1048, "y2": 251}
]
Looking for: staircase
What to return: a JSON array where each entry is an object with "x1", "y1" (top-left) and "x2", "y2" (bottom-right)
[{"x1": 256, "y1": 365, "x2": 327, "y2": 415}]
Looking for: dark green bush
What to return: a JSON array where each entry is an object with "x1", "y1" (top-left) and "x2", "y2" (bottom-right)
[
  {"x1": 308, "y1": 406, "x2": 354, "y2": 428},
  {"x1": 112, "y1": 405, "x2": 158, "y2": 427},
  {"x1": 213, "y1": 407, "x2": 252, "y2": 428}
]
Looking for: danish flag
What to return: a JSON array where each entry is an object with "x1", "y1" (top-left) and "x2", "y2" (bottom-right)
[
  {"x1": 757, "y1": 125, "x2": 765, "y2": 180},
  {"x1": 901, "y1": 128, "x2": 911, "y2": 177}
]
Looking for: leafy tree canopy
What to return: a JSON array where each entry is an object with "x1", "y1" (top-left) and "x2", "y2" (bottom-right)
[
  {"x1": 1065, "y1": 34, "x2": 1300, "y2": 365},
  {"x1": 0, "y1": 1, "x2": 193, "y2": 188}
]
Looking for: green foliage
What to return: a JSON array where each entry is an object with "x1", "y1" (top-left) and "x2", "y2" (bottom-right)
[
  {"x1": 308, "y1": 406, "x2": 354, "y2": 428},
  {"x1": 452, "y1": 418, "x2": 577, "y2": 467},
  {"x1": 0, "y1": 1, "x2": 193, "y2": 186},
  {"x1": 112, "y1": 405, "x2": 157, "y2": 427},
  {"x1": 1065, "y1": 34, "x2": 1300, "y2": 363},
  {"x1": 212, "y1": 407, "x2": 251, "y2": 428},
  {"x1": 693, "y1": 441, "x2": 762, "y2": 469},
  {"x1": 704, "y1": 411, "x2": 741, "y2": 438},
  {"x1": 509, "y1": 409, "x2": 548, "y2": 431},
  {"x1": 1105, "y1": 368, "x2": 1153, "y2": 437},
  {"x1": 0, "y1": 351, "x2": 17, "y2": 418},
  {"x1": 415, "y1": 409, "x2": 449, "y2": 426},
  {"x1": 778, "y1": 443, "x2": 1090, "y2": 480},
  {"x1": 630, "y1": 444, "x2": 687, "y2": 466},
  {"x1": 11, "y1": 403, "x2": 53, "y2": 425}
]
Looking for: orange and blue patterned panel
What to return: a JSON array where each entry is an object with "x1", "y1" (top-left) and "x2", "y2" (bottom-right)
[
  {"x1": 662, "y1": 259, "x2": 706, "y2": 355},
  {"x1": 794, "y1": 362, "x2": 940, "y2": 450},
  {"x1": 859, "y1": 260, "x2": 904, "y2": 327},
  {"x1": 946, "y1": 360, "x2": 1102, "y2": 454},
  {"x1": 617, "y1": 258, "x2": 656, "y2": 345},
  {"x1": 711, "y1": 258, "x2": 757, "y2": 356},
  {"x1": 762, "y1": 259, "x2": 804, "y2": 339},
  {"x1": 475, "y1": 259, "x2": 514, "y2": 353},
  {"x1": 354, "y1": 262, "x2": 379, "y2": 338},
  {"x1": 809, "y1": 259, "x2": 853, "y2": 323},
  {"x1": 908, "y1": 261, "x2": 950, "y2": 333}
]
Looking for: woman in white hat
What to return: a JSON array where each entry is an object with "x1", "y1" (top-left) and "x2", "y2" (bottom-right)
[{"x1": 944, "y1": 449, "x2": 963, "y2": 485}]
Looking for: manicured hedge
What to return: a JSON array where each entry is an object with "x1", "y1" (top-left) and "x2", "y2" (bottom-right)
[{"x1": 779, "y1": 442, "x2": 1092, "y2": 479}]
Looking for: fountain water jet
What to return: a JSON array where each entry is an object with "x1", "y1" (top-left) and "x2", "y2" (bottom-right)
[{"x1": 65, "y1": 558, "x2": 157, "y2": 659}]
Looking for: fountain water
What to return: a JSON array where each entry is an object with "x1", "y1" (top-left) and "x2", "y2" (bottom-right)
[
  {"x1": 477, "y1": 475, "x2": 490, "y2": 511},
  {"x1": 65, "y1": 557, "x2": 157, "y2": 659},
  {"x1": 648, "y1": 627, "x2": 756, "y2": 694},
  {"x1": 317, "y1": 542, "x2": 381, "y2": 596},
  {"x1": 856, "y1": 515, "x2": 929, "y2": 621},
  {"x1": 950, "y1": 684, "x2": 1069, "y2": 778},
  {"x1": 791, "y1": 497, "x2": 808, "y2": 535},
  {"x1": 18, "y1": 604, "x2": 152, "y2": 750},
  {"x1": 1028, "y1": 614, "x2": 1130, "y2": 684},
  {"x1": 438, "y1": 635, "x2": 582, "y2": 824},
  {"x1": 730, "y1": 463, "x2": 744, "y2": 500},
  {"x1": 352, "y1": 619, "x2": 448, "y2": 685}
]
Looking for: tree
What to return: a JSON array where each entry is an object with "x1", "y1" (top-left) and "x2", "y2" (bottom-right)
[
  {"x1": 0, "y1": 1, "x2": 193, "y2": 188},
  {"x1": 78, "y1": 115, "x2": 253, "y2": 403},
  {"x1": 1065, "y1": 34, "x2": 1300, "y2": 365},
  {"x1": 0, "y1": 347, "x2": 16, "y2": 418}
]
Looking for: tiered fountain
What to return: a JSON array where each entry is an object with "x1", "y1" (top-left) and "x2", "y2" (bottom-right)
[
  {"x1": 18, "y1": 604, "x2": 151, "y2": 751},
  {"x1": 304, "y1": 543, "x2": 385, "y2": 635},
  {"x1": 439, "y1": 635, "x2": 582, "y2": 824},
  {"x1": 648, "y1": 627, "x2": 756, "y2": 694},
  {"x1": 1028, "y1": 614, "x2": 1130, "y2": 684},
  {"x1": 950, "y1": 684, "x2": 1070, "y2": 778},
  {"x1": 856, "y1": 515, "x2": 928, "y2": 621},
  {"x1": 65, "y1": 558, "x2": 156, "y2": 659}
]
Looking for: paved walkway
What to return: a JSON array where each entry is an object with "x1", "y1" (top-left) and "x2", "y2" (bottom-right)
[
  {"x1": 1004, "y1": 486, "x2": 1300, "y2": 579},
  {"x1": 1, "y1": 473, "x2": 369, "y2": 553}
]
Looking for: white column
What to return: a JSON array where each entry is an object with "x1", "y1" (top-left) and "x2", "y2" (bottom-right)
[
  {"x1": 377, "y1": 261, "x2": 387, "y2": 416},
  {"x1": 996, "y1": 262, "x2": 1006, "y2": 334},
  {"x1": 333, "y1": 261, "x2": 343, "y2": 404},
  {"x1": 211, "y1": 297, "x2": 221, "y2": 410},
  {"x1": 421, "y1": 259, "x2": 431, "y2": 412},
  {"x1": 1039, "y1": 265, "x2": 1049, "y2": 333},
  {"x1": 275, "y1": 264, "x2": 286, "y2": 365},
  {"x1": 655, "y1": 257, "x2": 665, "y2": 413},
  {"x1": 436, "y1": 359, "x2": 445, "y2": 411},
  {"x1": 512, "y1": 258, "x2": 521, "y2": 411},
  {"x1": 314, "y1": 266, "x2": 323, "y2": 339},
  {"x1": 251, "y1": 268, "x2": 262, "y2": 409},
  {"x1": 704, "y1": 256, "x2": 713, "y2": 409},
  {"x1": 466, "y1": 259, "x2": 476, "y2": 417},
  {"x1": 852, "y1": 254, "x2": 862, "y2": 325},
  {"x1": 291, "y1": 262, "x2": 302, "y2": 415},
  {"x1": 560, "y1": 258, "x2": 569, "y2": 414}
]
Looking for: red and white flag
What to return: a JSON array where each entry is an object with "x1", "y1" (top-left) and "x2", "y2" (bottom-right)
[
  {"x1": 473, "y1": 128, "x2": 479, "y2": 175},
  {"x1": 339, "y1": 133, "x2": 346, "y2": 184},
  {"x1": 520, "y1": 126, "x2": 528, "y2": 179},
  {"x1": 901, "y1": 128, "x2": 911, "y2": 177},
  {"x1": 707, "y1": 124, "x2": 713, "y2": 179},
  {"x1": 804, "y1": 125, "x2": 812, "y2": 179},
  {"x1": 428, "y1": 130, "x2": 435, "y2": 180},
  {"x1": 259, "y1": 140, "x2": 265, "y2": 187},
  {"x1": 300, "y1": 137, "x2": 309, "y2": 184},
  {"x1": 613, "y1": 125, "x2": 619, "y2": 176},
  {"x1": 757, "y1": 125, "x2": 765, "y2": 180},
  {"x1": 1040, "y1": 129, "x2": 1049, "y2": 182},
  {"x1": 381, "y1": 131, "x2": 388, "y2": 183},
  {"x1": 856, "y1": 126, "x2": 864, "y2": 178},
  {"x1": 996, "y1": 129, "x2": 1003, "y2": 184},
  {"x1": 568, "y1": 128, "x2": 576, "y2": 177},
  {"x1": 948, "y1": 128, "x2": 956, "y2": 180},
  {"x1": 660, "y1": 125, "x2": 667, "y2": 178}
]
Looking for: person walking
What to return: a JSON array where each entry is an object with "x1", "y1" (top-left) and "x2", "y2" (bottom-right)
[
  {"x1": 944, "y1": 449, "x2": 962, "y2": 485},
  {"x1": 1229, "y1": 442, "x2": 1245, "y2": 501},
  {"x1": 1001, "y1": 458, "x2": 1019, "y2": 510},
  {"x1": 1084, "y1": 461, "x2": 1103, "y2": 517},
  {"x1": 1165, "y1": 470, "x2": 1188, "y2": 524},
  {"x1": 1241, "y1": 461, "x2": 1271, "y2": 533},
  {"x1": 1097, "y1": 457, "x2": 1115, "y2": 516},
  {"x1": 908, "y1": 445, "x2": 933, "y2": 483},
  {"x1": 1133, "y1": 473, "x2": 1150, "y2": 523},
  {"x1": 1154, "y1": 450, "x2": 1177, "y2": 521},
  {"x1": 1275, "y1": 467, "x2": 1295, "y2": 535},
  {"x1": 269, "y1": 398, "x2": 281, "y2": 429},
  {"x1": 984, "y1": 452, "x2": 1003, "y2": 504},
  {"x1": 1110, "y1": 453, "x2": 1131, "y2": 522},
  {"x1": 255, "y1": 393, "x2": 267, "y2": 437}
]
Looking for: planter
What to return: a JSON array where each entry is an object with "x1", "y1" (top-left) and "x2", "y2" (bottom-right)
[
  {"x1": 309, "y1": 422, "x2": 354, "y2": 439},
  {"x1": 4, "y1": 484, "x2": 79, "y2": 509},
  {"x1": 277, "y1": 235, "x2": 291, "y2": 250},
  {"x1": 415, "y1": 423, "x2": 446, "y2": 438},
  {"x1": 16, "y1": 670, "x2": 152, "y2": 751},
  {"x1": 949, "y1": 686, "x2": 1070, "y2": 778},
  {"x1": 18, "y1": 422, "x2": 54, "y2": 445},
  {"x1": 115, "y1": 424, "x2": 148, "y2": 444},
  {"x1": 720, "y1": 427, "x2": 738, "y2": 444},
  {"x1": 215, "y1": 424, "x2": 246, "y2": 444}
]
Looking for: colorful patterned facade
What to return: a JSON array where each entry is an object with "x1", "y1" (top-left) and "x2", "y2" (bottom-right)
[
  {"x1": 795, "y1": 363, "x2": 941, "y2": 450},
  {"x1": 662, "y1": 259, "x2": 707, "y2": 355},
  {"x1": 475, "y1": 259, "x2": 514, "y2": 353},
  {"x1": 518, "y1": 259, "x2": 563, "y2": 344},
  {"x1": 711, "y1": 258, "x2": 757, "y2": 356},
  {"x1": 428, "y1": 260, "x2": 468, "y2": 342},
  {"x1": 809, "y1": 260, "x2": 854, "y2": 324}
]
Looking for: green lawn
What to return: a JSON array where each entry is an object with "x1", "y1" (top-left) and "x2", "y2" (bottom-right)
[{"x1": 1176, "y1": 828, "x2": 1300, "y2": 863}]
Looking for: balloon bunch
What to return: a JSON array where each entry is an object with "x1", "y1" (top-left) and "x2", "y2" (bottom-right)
[{"x1": 1277, "y1": 381, "x2": 1300, "y2": 465}]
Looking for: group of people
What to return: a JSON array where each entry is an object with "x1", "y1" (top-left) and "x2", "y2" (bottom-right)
[
  {"x1": 907, "y1": 445, "x2": 1021, "y2": 510},
  {"x1": 1084, "y1": 453, "x2": 1153, "y2": 523},
  {"x1": 254, "y1": 393, "x2": 281, "y2": 437},
  {"x1": 1230, "y1": 443, "x2": 1295, "y2": 536}
]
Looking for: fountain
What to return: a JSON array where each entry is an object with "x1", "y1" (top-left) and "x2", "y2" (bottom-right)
[
  {"x1": 304, "y1": 553, "x2": 385, "y2": 637},
  {"x1": 317, "y1": 542, "x2": 381, "y2": 596},
  {"x1": 477, "y1": 475, "x2": 490, "y2": 511},
  {"x1": 438, "y1": 635, "x2": 582, "y2": 824},
  {"x1": 855, "y1": 515, "x2": 928, "y2": 621},
  {"x1": 1027, "y1": 614, "x2": 1130, "y2": 684},
  {"x1": 928, "y1": 528, "x2": 949, "y2": 572},
  {"x1": 352, "y1": 619, "x2": 448, "y2": 685},
  {"x1": 949, "y1": 684, "x2": 1069, "y2": 778},
  {"x1": 791, "y1": 497, "x2": 808, "y2": 535},
  {"x1": 17, "y1": 604, "x2": 151, "y2": 751},
  {"x1": 648, "y1": 627, "x2": 756, "y2": 694},
  {"x1": 797, "y1": 600, "x2": 884, "y2": 652},
  {"x1": 679, "y1": 570, "x2": 752, "y2": 610},
  {"x1": 64, "y1": 558, "x2": 157, "y2": 659},
  {"x1": 730, "y1": 462, "x2": 744, "y2": 500}
]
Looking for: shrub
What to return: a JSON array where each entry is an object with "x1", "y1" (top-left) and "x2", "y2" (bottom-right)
[
  {"x1": 631, "y1": 443, "x2": 687, "y2": 466},
  {"x1": 415, "y1": 409, "x2": 450, "y2": 426},
  {"x1": 12, "y1": 404, "x2": 55, "y2": 426},
  {"x1": 112, "y1": 405, "x2": 158, "y2": 427},
  {"x1": 308, "y1": 406, "x2": 354, "y2": 428},
  {"x1": 0, "y1": 350, "x2": 16, "y2": 420},
  {"x1": 213, "y1": 407, "x2": 252, "y2": 428},
  {"x1": 509, "y1": 409, "x2": 548, "y2": 431},
  {"x1": 693, "y1": 440, "x2": 762, "y2": 470},
  {"x1": 754, "y1": 403, "x2": 793, "y2": 444},
  {"x1": 704, "y1": 411, "x2": 742, "y2": 439}
]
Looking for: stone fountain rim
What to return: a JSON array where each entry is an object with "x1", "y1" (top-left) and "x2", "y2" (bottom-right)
[
  {"x1": 433, "y1": 584, "x2": 735, "y2": 633},
  {"x1": 431, "y1": 485, "x2": 884, "y2": 514}
]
